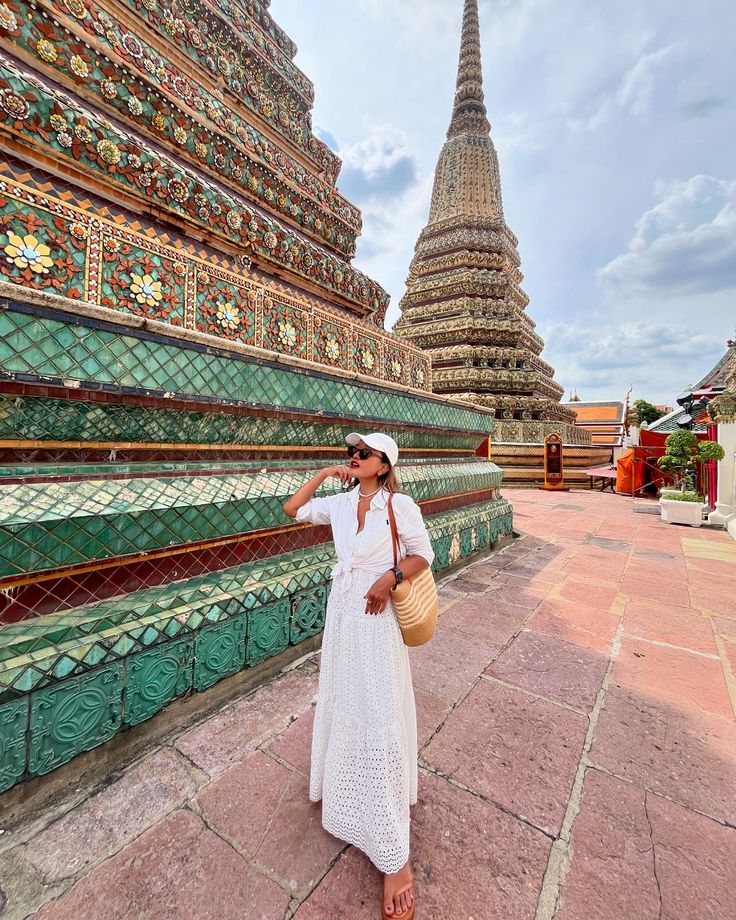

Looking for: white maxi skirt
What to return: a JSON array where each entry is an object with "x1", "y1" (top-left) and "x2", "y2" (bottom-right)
[{"x1": 309, "y1": 569, "x2": 418, "y2": 874}]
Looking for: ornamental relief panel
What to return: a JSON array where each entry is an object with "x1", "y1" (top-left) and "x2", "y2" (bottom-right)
[
  {"x1": 416, "y1": 226, "x2": 521, "y2": 263},
  {"x1": 0, "y1": 57, "x2": 386, "y2": 314},
  {"x1": 0, "y1": 0, "x2": 358, "y2": 248},
  {"x1": 396, "y1": 297, "x2": 535, "y2": 326},
  {"x1": 0, "y1": 169, "x2": 431, "y2": 390}
]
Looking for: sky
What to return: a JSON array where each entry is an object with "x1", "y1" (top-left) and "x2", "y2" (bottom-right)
[{"x1": 271, "y1": 0, "x2": 735, "y2": 405}]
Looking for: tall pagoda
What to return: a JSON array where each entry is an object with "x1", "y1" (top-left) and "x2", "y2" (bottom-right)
[{"x1": 395, "y1": 0, "x2": 579, "y2": 443}]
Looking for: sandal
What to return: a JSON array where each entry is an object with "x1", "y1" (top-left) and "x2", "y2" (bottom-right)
[{"x1": 381, "y1": 881, "x2": 415, "y2": 920}]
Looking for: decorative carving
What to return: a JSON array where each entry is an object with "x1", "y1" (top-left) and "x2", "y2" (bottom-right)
[
  {"x1": 246, "y1": 599, "x2": 290, "y2": 666},
  {"x1": 290, "y1": 587, "x2": 327, "y2": 644},
  {"x1": 707, "y1": 393, "x2": 736, "y2": 424},
  {"x1": 29, "y1": 664, "x2": 123, "y2": 776},
  {"x1": 124, "y1": 638, "x2": 193, "y2": 726},
  {"x1": 194, "y1": 616, "x2": 247, "y2": 691}
]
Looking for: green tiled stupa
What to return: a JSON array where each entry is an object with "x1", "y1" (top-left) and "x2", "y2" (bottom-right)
[{"x1": 0, "y1": 0, "x2": 512, "y2": 792}]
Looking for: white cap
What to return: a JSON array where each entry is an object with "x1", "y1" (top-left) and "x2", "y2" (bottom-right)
[{"x1": 345, "y1": 432, "x2": 399, "y2": 467}]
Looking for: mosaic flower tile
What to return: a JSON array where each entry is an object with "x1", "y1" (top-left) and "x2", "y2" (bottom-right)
[{"x1": 0, "y1": 58, "x2": 384, "y2": 312}]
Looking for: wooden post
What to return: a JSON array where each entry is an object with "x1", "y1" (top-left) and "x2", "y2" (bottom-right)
[{"x1": 540, "y1": 433, "x2": 569, "y2": 491}]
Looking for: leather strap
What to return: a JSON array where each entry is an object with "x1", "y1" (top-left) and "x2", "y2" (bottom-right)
[{"x1": 387, "y1": 493, "x2": 400, "y2": 567}]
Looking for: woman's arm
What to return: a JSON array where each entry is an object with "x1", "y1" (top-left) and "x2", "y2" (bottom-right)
[
  {"x1": 282, "y1": 465, "x2": 352, "y2": 519},
  {"x1": 364, "y1": 554, "x2": 429, "y2": 615},
  {"x1": 364, "y1": 495, "x2": 432, "y2": 614}
]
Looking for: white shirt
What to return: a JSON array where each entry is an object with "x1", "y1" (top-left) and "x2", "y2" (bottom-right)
[{"x1": 296, "y1": 488, "x2": 434, "y2": 584}]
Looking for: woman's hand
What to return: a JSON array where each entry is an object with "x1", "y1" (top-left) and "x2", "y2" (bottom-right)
[
  {"x1": 283, "y1": 466, "x2": 353, "y2": 518},
  {"x1": 321, "y1": 465, "x2": 353, "y2": 485},
  {"x1": 364, "y1": 572, "x2": 395, "y2": 615}
]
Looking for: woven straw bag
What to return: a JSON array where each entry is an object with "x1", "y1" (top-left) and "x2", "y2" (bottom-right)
[{"x1": 387, "y1": 495, "x2": 438, "y2": 647}]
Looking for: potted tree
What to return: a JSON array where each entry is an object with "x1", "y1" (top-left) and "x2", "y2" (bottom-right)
[{"x1": 657, "y1": 429, "x2": 725, "y2": 526}]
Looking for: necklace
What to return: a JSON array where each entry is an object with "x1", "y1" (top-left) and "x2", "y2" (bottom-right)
[{"x1": 358, "y1": 486, "x2": 381, "y2": 500}]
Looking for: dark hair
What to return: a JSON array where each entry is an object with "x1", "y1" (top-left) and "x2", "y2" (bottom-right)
[{"x1": 349, "y1": 453, "x2": 401, "y2": 493}]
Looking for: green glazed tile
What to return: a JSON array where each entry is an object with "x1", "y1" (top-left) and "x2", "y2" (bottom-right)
[
  {"x1": 290, "y1": 587, "x2": 327, "y2": 645},
  {"x1": 29, "y1": 664, "x2": 123, "y2": 777},
  {"x1": 194, "y1": 615, "x2": 247, "y2": 692},
  {"x1": 124, "y1": 637, "x2": 193, "y2": 727},
  {"x1": 246, "y1": 600, "x2": 290, "y2": 667},
  {"x1": 0, "y1": 697, "x2": 28, "y2": 793}
]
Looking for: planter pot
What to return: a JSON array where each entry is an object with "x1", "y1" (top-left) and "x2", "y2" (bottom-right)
[{"x1": 659, "y1": 498, "x2": 704, "y2": 527}]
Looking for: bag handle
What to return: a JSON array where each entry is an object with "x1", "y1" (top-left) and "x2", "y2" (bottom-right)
[{"x1": 387, "y1": 494, "x2": 401, "y2": 567}]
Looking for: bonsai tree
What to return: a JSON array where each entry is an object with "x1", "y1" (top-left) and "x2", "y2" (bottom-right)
[{"x1": 657, "y1": 429, "x2": 725, "y2": 498}]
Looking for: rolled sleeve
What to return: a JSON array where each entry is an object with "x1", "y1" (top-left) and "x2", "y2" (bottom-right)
[
  {"x1": 294, "y1": 494, "x2": 333, "y2": 526},
  {"x1": 393, "y1": 494, "x2": 434, "y2": 567}
]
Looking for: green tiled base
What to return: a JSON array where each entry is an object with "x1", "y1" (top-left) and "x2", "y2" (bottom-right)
[
  {"x1": 0, "y1": 545, "x2": 337, "y2": 697},
  {"x1": 0, "y1": 497, "x2": 513, "y2": 791},
  {"x1": 290, "y1": 587, "x2": 327, "y2": 645},
  {"x1": 194, "y1": 616, "x2": 247, "y2": 692},
  {"x1": 0, "y1": 461, "x2": 503, "y2": 578},
  {"x1": 124, "y1": 637, "x2": 194, "y2": 727},
  {"x1": 0, "y1": 697, "x2": 28, "y2": 793},
  {"x1": 246, "y1": 600, "x2": 290, "y2": 667},
  {"x1": 29, "y1": 664, "x2": 123, "y2": 777}
]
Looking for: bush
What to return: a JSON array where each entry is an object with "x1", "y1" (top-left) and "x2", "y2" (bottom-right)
[
  {"x1": 657, "y1": 429, "x2": 725, "y2": 491},
  {"x1": 660, "y1": 490, "x2": 703, "y2": 503}
]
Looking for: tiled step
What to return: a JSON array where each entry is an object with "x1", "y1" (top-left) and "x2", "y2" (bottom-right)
[
  {"x1": 0, "y1": 544, "x2": 336, "y2": 700},
  {"x1": 0, "y1": 302, "x2": 492, "y2": 435},
  {"x1": 0, "y1": 461, "x2": 504, "y2": 578},
  {"x1": 0, "y1": 498, "x2": 512, "y2": 790},
  {"x1": 0, "y1": 496, "x2": 512, "y2": 698},
  {"x1": 0, "y1": 390, "x2": 486, "y2": 455}
]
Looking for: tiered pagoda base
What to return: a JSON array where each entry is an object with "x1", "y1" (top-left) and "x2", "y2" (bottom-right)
[
  {"x1": 0, "y1": 276, "x2": 512, "y2": 793},
  {"x1": 489, "y1": 442, "x2": 613, "y2": 489},
  {"x1": 0, "y1": 0, "x2": 513, "y2": 794}
]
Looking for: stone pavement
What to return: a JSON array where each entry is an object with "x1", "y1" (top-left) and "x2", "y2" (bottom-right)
[{"x1": 2, "y1": 489, "x2": 736, "y2": 920}]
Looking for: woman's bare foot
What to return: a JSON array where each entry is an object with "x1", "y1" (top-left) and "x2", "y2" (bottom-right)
[{"x1": 383, "y1": 861, "x2": 414, "y2": 917}]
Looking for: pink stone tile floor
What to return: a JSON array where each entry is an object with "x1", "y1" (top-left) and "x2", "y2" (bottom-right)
[{"x1": 3, "y1": 490, "x2": 736, "y2": 920}]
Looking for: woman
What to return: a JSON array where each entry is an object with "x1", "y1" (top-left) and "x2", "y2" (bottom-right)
[{"x1": 284, "y1": 432, "x2": 433, "y2": 919}]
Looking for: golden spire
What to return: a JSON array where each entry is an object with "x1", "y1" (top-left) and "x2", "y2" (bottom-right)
[
  {"x1": 448, "y1": 0, "x2": 490, "y2": 138},
  {"x1": 424, "y1": 0, "x2": 502, "y2": 225}
]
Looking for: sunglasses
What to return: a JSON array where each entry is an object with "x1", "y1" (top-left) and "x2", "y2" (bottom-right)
[{"x1": 347, "y1": 445, "x2": 383, "y2": 461}]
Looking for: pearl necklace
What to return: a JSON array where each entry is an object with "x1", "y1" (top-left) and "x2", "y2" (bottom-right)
[{"x1": 358, "y1": 486, "x2": 382, "y2": 500}]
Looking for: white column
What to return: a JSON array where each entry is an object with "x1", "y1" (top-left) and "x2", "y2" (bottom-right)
[{"x1": 708, "y1": 421, "x2": 736, "y2": 536}]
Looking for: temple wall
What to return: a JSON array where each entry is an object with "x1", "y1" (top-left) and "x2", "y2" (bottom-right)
[
  {"x1": 0, "y1": 278, "x2": 512, "y2": 792},
  {"x1": 708, "y1": 420, "x2": 736, "y2": 536},
  {"x1": 0, "y1": 0, "x2": 517, "y2": 793}
]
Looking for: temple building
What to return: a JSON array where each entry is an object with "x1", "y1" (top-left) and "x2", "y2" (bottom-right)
[
  {"x1": 395, "y1": 0, "x2": 585, "y2": 448},
  {"x1": 568, "y1": 398, "x2": 628, "y2": 453},
  {"x1": 0, "y1": 0, "x2": 512, "y2": 792}
]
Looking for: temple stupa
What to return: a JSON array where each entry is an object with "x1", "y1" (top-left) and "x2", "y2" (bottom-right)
[{"x1": 395, "y1": 0, "x2": 583, "y2": 447}]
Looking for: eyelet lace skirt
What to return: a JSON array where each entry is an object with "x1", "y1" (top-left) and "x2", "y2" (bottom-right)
[{"x1": 310, "y1": 569, "x2": 417, "y2": 874}]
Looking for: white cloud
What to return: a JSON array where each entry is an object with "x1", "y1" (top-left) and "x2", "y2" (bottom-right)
[
  {"x1": 540, "y1": 321, "x2": 727, "y2": 402},
  {"x1": 617, "y1": 44, "x2": 679, "y2": 117},
  {"x1": 571, "y1": 42, "x2": 680, "y2": 132},
  {"x1": 339, "y1": 125, "x2": 414, "y2": 183},
  {"x1": 336, "y1": 125, "x2": 419, "y2": 219},
  {"x1": 598, "y1": 175, "x2": 736, "y2": 296}
]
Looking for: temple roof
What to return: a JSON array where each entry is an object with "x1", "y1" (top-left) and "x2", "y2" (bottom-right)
[
  {"x1": 693, "y1": 343, "x2": 736, "y2": 391},
  {"x1": 569, "y1": 401, "x2": 626, "y2": 447}
]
